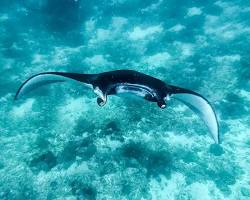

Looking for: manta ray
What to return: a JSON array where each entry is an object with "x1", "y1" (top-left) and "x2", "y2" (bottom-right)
[{"x1": 15, "y1": 70, "x2": 220, "y2": 143}]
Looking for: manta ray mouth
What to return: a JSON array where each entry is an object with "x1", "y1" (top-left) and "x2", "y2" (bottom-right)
[
  {"x1": 115, "y1": 83, "x2": 156, "y2": 98},
  {"x1": 160, "y1": 104, "x2": 166, "y2": 109}
]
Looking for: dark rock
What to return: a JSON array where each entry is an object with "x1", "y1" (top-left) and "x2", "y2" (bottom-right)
[
  {"x1": 241, "y1": 187, "x2": 250, "y2": 197},
  {"x1": 209, "y1": 144, "x2": 224, "y2": 156},
  {"x1": 74, "y1": 118, "x2": 95, "y2": 136},
  {"x1": 207, "y1": 169, "x2": 236, "y2": 194},
  {"x1": 0, "y1": 161, "x2": 4, "y2": 169},
  {"x1": 71, "y1": 181, "x2": 96, "y2": 200},
  {"x1": 104, "y1": 121, "x2": 120, "y2": 135},
  {"x1": 99, "y1": 162, "x2": 116, "y2": 176},
  {"x1": 30, "y1": 151, "x2": 57, "y2": 172},
  {"x1": 59, "y1": 138, "x2": 97, "y2": 165},
  {"x1": 121, "y1": 142, "x2": 172, "y2": 177}
]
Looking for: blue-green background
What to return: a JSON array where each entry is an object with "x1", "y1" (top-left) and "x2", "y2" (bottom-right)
[{"x1": 1, "y1": 0, "x2": 250, "y2": 199}]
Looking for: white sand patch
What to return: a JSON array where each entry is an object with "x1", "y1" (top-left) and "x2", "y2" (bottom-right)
[
  {"x1": 85, "y1": 18, "x2": 96, "y2": 32},
  {"x1": 51, "y1": 46, "x2": 82, "y2": 66},
  {"x1": 239, "y1": 90, "x2": 250, "y2": 101},
  {"x1": 11, "y1": 98, "x2": 35, "y2": 118},
  {"x1": 188, "y1": 181, "x2": 225, "y2": 200},
  {"x1": 9, "y1": 42, "x2": 22, "y2": 51},
  {"x1": 195, "y1": 35, "x2": 209, "y2": 47},
  {"x1": 31, "y1": 54, "x2": 48, "y2": 65},
  {"x1": 141, "y1": 0, "x2": 163, "y2": 13},
  {"x1": 226, "y1": 119, "x2": 250, "y2": 146},
  {"x1": 111, "y1": 16, "x2": 128, "y2": 29},
  {"x1": 0, "y1": 93, "x2": 12, "y2": 103},
  {"x1": 128, "y1": 25, "x2": 163, "y2": 40},
  {"x1": 32, "y1": 54, "x2": 43, "y2": 64},
  {"x1": 66, "y1": 161, "x2": 90, "y2": 175},
  {"x1": 189, "y1": 182, "x2": 211, "y2": 200},
  {"x1": 214, "y1": 55, "x2": 241, "y2": 64},
  {"x1": 34, "y1": 161, "x2": 91, "y2": 199},
  {"x1": 88, "y1": 28, "x2": 118, "y2": 45},
  {"x1": 110, "y1": 0, "x2": 126, "y2": 6},
  {"x1": 86, "y1": 17, "x2": 128, "y2": 46},
  {"x1": 214, "y1": 1, "x2": 250, "y2": 16},
  {"x1": 84, "y1": 54, "x2": 113, "y2": 67},
  {"x1": 150, "y1": 173, "x2": 186, "y2": 200},
  {"x1": 181, "y1": 44, "x2": 194, "y2": 57},
  {"x1": 203, "y1": 64, "x2": 237, "y2": 99},
  {"x1": 96, "y1": 28, "x2": 111, "y2": 41},
  {"x1": 187, "y1": 7, "x2": 202, "y2": 17},
  {"x1": 223, "y1": 119, "x2": 250, "y2": 199},
  {"x1": 172, "y1": 104, "x2": 188, "y2": 113},
  {"x1": 150, "y1": 172, "x2": 229, "y2": 200},
  {"x1": 95, "y1": 137, "x2": 123, "y2": 152},
  {"x1": 174, "y1": 42, "x2": 195, "y2": 58},
  {"x1": 86, "y1": 16, "x2": 127, "y2": 40},
  {"x1": 144, "y1": 52, "x2": 171, "y2": 67},
  {"x1": 54, "y1": 97, "x2": 89, "y2": 143},
  {"x1": 168, "y1": 24, "x2": 185, "y2": 32},
  {"x1": 204, "y1": 15, "x2": 250, "y2": 40},
  {"x1": 2, "y1": 58, "x2": 14, "y2": 70},
  {"x1": 163, "y1": 132, "x2": 195, "y2": 148},
  {"x1": 58, "y1": 97, "x2": 88, "y2": 125},
  {"x1": 0, "y1": 14, "x2": 9, "y2": 22},
  {"x1": 203, "y1": 54, "x2": 240, "y2": 99}
]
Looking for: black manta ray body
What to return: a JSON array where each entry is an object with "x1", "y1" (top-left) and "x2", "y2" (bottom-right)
[{"x1": 15, "y1": 70, "x2": 220, "y2": 143}]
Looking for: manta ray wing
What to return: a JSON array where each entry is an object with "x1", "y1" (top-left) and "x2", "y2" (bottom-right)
[
  {"x1": 14, "y1": 72, "x2": 95, "y2": 100},
  {"x1": 169, "y1": 87, "x2": 220, "y2": 144}
]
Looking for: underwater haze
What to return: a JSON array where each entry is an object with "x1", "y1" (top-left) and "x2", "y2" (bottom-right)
[{"x1": 1, "y1": 0, "x2": 250, "y2": 199}]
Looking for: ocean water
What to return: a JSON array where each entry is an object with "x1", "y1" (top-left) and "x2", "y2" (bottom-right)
[{"x1": 1, "y1": 0, "x2": 250, "y2": 199}]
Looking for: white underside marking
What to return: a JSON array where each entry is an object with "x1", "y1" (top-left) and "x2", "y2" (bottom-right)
[
  {"x1": 116, "y1": 86, "x2": 146, "y2": 97},
  {"x1": 165, "y1": 94, "x2": 170, "y2": 101},
  {"x1": 115, "y1": 83, "x2": 156, "y2": 99},
  {"x1": 94, "y1": 86, "x2": 106, "y2": 102}
]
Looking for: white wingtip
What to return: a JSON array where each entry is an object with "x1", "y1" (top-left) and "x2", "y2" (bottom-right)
[
  {"x1": 172, "y1": 93, "x2": 220, "y2": 144},
  {"x1": 15, "y1": 73, "x2": 67, "y2": 100}
]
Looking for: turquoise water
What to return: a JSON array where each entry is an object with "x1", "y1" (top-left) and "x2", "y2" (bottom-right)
[{"x1": 1, "y1": 0, "x2": 250, "y2": 199}]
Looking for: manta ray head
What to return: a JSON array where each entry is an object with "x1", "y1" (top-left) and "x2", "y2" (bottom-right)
[{"x1": 156, "y1": 92, "x2": 172, "y2": 109}]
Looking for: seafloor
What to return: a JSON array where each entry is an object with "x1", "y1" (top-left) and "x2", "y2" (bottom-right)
[{"x1": 0, "y1": 0, "x2": 250, "y2": 199}]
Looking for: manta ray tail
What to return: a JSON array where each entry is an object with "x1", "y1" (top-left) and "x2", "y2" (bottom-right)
[
  {"x1": 14, "y1": 72, "x2": 96, "y2": 100},
  {"x1": 169, "y1": 86, "x2": 220, "y2": 144}
]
